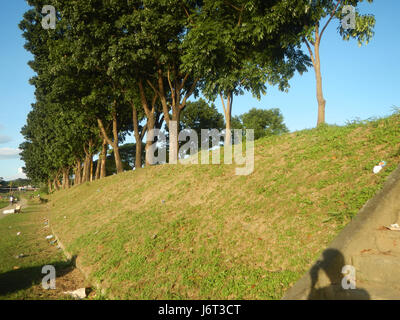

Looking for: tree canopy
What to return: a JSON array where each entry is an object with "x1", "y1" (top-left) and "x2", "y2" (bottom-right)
[{"x1": 18, "y1": 0, "x2": 374, "y2": 188}]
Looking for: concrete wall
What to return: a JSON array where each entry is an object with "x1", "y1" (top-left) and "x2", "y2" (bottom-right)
[{"x1": 283, "y1": 164, "x2": 400, "y2": 300}]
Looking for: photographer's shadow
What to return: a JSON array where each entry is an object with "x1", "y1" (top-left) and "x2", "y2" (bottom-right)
[{"x1": 308, "y1": 249, "x2": 370, "y2": 300}]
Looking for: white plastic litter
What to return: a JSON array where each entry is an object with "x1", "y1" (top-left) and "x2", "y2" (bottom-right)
[
  {"x1": 373, "y1": 166, "x2": 382, "y2": 174},
  {"x1": 3, "y1": 209, "x2": 15, "y2": 215},
  {"x1": 373, "y1": 161, "x2": 387, "y2": 174},
  {"x1": 63, "y1": 288, "x2": 87, "y2": 299},
  {"x1": 17, "y1": 232, "x2": 21, "y2": 236},
  {"x1": 386, "y1": 223, "x2": 400, "y2": 231},
  {"x1": 46, "y1": 235, "x2": 54, "y2": 240}
]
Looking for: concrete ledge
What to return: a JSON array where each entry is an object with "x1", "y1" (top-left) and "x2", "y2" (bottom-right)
[{"x1": 283, "y1": 164, "x2": 400, "y2": 300}]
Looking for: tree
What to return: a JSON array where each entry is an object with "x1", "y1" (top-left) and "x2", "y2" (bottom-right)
[
  {"x1": 52, "y1": 0, "x2": 134, "y2": 174},
  {"x1": 183, "y1": 0, "x2": 313, "y2": 146},
  {"x1": 238, "y1": 108, "x2": 289, "y2": 140},
  {"x1": 104, "y1": 142, "x2": 146, "y2": 175},
  {"x1": 20, "y1": 1, "x2": 104, "y2": 188},
  {"x1": 303, "y1": 0, "x2": 375, "y2": 126},
  {"x1": 112, "y1": 0, "x2": 202, "y2": 163},
  {"x1": 177, "y1": 98, "x2": 225, "y2": 157},
  {"x1": 180, "y1": 98, "x2": 224, "y2": 135}
]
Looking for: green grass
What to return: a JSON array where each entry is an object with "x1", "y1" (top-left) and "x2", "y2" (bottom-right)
[
  {"x1": 47, "y1": 112, "x2": 400, "y2": 299},
  {"x1": 0, "y1": 200, "x2": 9, "y2": 209},
  {"x1": 0, "y1": 200, "x2": 88, "y2": 300}
]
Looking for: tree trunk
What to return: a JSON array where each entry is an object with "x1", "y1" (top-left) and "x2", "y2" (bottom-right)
[
  {"x1": 82, "y1": 152, "x2": 91, "y2": 183},
  {"x1": 221, "y1": 91, "x2": 233, "y2": 146},
  {"x1": 62, "y1": 168, "x2": 70, "y2": 189},
  {"x1": 90, "y1": 157, "x2": 94, "y2": 182},
  {"x1": 48, "y1": 179, "x2": 52, "y2": 193},
  {"x1": 314, "y1": 41, "x2": 326, "y2": 126},
  {"x1": 111, "y1": 110, "x2": 123, "y2": 174},
  {"x1": 75, "y1": 160, "x2": 81, "y2": 185},
  {"x1": 132, "y1": 102, "x2": 143, "y2": 169},
  {"x1": 62, "y1": 170, "x2": 66, "y2": 189},
  {"x1": 154, "y1": 68, "x2": 198, "y2": 164},
  {"x1": 97, "y1": 112, "x2": 123, "y2": 174},
  {"x1": 100, "y1": 140, "x2": 107, "y2": 178},
  {"x1": 135, "y1": 141, "x2": 142, "y2": 169},
  {"x1": 53, "y1": 172, "x2": 61, "y2": 191},
  {"x1": 95, "y1": 156, "x2": 101, "y2": 180},
  {"x1": 145, "y1": 113, "x2": 156, "y2": 166},
  {"x1": 138, "y1": 81, "x2": 158, "y2": 167},
  {"x1": 169, "y1": 107, "x2": 181, "y2": 164}
]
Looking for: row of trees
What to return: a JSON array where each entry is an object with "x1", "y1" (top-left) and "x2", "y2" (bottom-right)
[{"x1": 19, "y1": 0, "x2": 374, "y2": 191}]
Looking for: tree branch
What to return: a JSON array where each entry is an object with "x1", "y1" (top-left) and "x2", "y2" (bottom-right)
[
  {"x1": 319, "y1": 0, "x2": 342, "y2": 44},
  {"x1": 224, "y1": 1, "x2": 241, "y2": 11},
  {"x1": 303, "y1": 37, "x2": 316, "y2": 66},
  {"x1": 167, "y1": 68, "x2": 176, "y2": 108},
  {"x1": 97, "y1": 118, "x2": 113, "y2": 147},
  {"x1": 140, "y1": 124, "x2": 148, "y2": 141},
  {"x1": 220, "y1": 93, "x2": 227, "y2": 115},
  {"x1": 181, "y1": 1, "x2": 194, "y2": 25},
  {"x1": 180, "y1": 78, "x2": 198, "y2": 110},
  {"x1": 179, "y1": 73, "x2": 190, "y2": 91},
  {"x1": 146, "y1": 79, "x2": 160, "y2": 97}
]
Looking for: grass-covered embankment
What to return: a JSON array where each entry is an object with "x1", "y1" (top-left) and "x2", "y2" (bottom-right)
[{"x1": 48, "y1": 113, "x2": 400, "y2": 299}]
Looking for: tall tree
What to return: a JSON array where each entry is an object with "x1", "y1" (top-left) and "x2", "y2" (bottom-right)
[
  {"x1": 183, "y1": 0, "x2": 313, "y2": 146},
  {"x1": 114, "y1": 0, "x2": 201, "y2": 163},
  {"x1": 303, "y1": 0, "x2": 375, "y2": 125}
]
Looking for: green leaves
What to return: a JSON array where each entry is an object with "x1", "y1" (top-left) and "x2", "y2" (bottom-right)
[{"x1": 233, "y1": 108, "x2": 289, "y2": 140}]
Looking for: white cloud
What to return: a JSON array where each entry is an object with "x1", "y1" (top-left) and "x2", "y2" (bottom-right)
[
  {"x1": 0, "y1": 135, "x2": 12, "y2": 144},
  {"x1": 5, "y1": 167, "x2": 27, "y2": 181},
  {"x1": 16, "y1": 168, "x2": 27, "y2": 179},
  {"x1": 0, "y1": 148, "x2": 21, "y2": 159}
]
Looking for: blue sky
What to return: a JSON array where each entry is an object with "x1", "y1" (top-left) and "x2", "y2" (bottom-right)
[{"x1": 0, "y1": 1, "x2": 399, "y2": 180}]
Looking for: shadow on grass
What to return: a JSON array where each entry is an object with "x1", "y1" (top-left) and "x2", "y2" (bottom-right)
[{"x1": 0, "y1": 256, "x2": 77, "y2": 297}]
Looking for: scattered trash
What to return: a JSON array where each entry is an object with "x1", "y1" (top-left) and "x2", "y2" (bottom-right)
[
  {"x1": 17, "y1": 232, "x2": 21, "y2": 236},
  {"x1": 13, "y1": 266, "x2": 20, "y2": 270},
  {"x1": 46, "y1": 235, "x2": 54, "y2": 240},
  {"x1": 385, "y1": 223, "x2": 400, "y2": 231},
  {"x1": 373, "y1": 160, "x2": 387, "y2": 174},
  {"x1": 63, "y1": 288, "x2": 87, "y2": 299},
  {"x1": 15, "y1": 254, "x2": 25, "y2": 259},
  {"x1": 64, "y1": 216, "x2": 66, "y2": 219},
  {"x1": 50, "y1": 240, "x2": 57, "y2": 245},
  {"x1": 3, "y1": 209, "x2": 15, "y2": 215},
  {"x1": 152, "y1": 234, "x2": 158, "y2": 240},
  {"x1": 161, "y1": 200, "x2": 166, "y2": 204}
]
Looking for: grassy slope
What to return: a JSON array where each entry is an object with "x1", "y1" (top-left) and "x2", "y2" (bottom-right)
[{"x1": 48, "y1": 113, "x2": 400, "y2": 299}]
